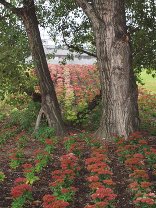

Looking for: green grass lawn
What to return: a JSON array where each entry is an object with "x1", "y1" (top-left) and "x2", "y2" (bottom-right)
[{"x1": 139, "y1": 70, "x2": 156, "y2": 93}]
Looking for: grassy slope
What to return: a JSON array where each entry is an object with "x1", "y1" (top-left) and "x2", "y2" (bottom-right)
[{"x1": 139, "y1": 70, "x2": 156, "y2": 93}]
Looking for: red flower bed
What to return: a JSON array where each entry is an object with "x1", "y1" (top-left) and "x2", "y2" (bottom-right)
[
  {"x1": 115, "y1": 132, "x2": 156, "y2": 207},
  {"x1": 11, "y1": 177, "x2": 33, "y2": 207},
  {"x1": 43, "y1": 140, "x2": 80, "y2": 207},
  {"x1": 11, "y1": 183, "x2": 32, "y2": 198},
  {"x1": 43, "y1": 194, "x2": 69, "y2": 208},
  {"x1": 85, "y1": 145, "x2": 117, "y2": 208}
]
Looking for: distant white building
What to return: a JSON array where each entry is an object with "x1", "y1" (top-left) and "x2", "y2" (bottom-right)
[{"x1": 44, "y1": 44, "x2": 96, "y2": 65}]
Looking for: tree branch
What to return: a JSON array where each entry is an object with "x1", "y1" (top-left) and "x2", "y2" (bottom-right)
[
  {"x1": 61, "y1": 26, "x2": 97, "y2": 57},
  {"x1": 0, "y1": 0, "x2": 22, "y2": 16},
  {"x1": 77, "y1": 91, "x2": 101, "y2": 122},
  {"x1": 75, "y1": 0, "x2": 100, "y2": 28},
  {"x1": 63, "y1": 37, "x2": 97, "y2": 58}
]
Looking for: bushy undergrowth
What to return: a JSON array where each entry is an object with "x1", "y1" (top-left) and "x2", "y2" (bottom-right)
[
  {"x1": 9, "y1": 101, "x2": 40, "y2": 131},
  {"x1": 34, "y1": 126, "x2": 56, "y2": 142},
  {"x1": 1, "y1": 88, "x2": 156, "y2": 136}
]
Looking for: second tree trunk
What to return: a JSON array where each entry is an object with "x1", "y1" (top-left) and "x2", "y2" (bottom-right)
[{"x1": 93, "y1": 0, "x2": 140, "y2": 139}]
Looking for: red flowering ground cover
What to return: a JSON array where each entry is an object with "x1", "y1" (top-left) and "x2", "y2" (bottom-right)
[{"x1": 0, "y1": 130, "x2": 156, "y2": 208}]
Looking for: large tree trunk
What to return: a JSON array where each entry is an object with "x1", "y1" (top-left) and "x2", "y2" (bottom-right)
[
  {"x1": 19, "y1": 1, "x2": 64, "y2": 136},
  {"x1": 76, "y1": 0, "x2": 140, "y2": 139}
]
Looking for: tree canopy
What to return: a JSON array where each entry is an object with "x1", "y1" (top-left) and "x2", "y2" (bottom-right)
[
  {"x1": 0, "y1": 8, "x2": 31, "y2": 99},
  {"x1": 47, "y1": 0, "x2": 156, "y2": 74}
]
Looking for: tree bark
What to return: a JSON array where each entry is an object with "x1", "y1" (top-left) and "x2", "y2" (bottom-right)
[
  {"x1": 76, "y1": 0, "x2": 140, "y2": 139},
  {"x1": 19, "y1": 1, "x2": 65, "y2": 136}
]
